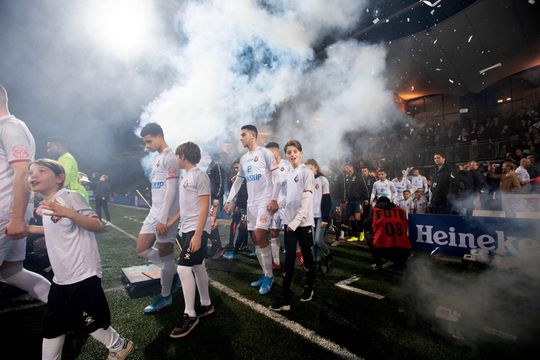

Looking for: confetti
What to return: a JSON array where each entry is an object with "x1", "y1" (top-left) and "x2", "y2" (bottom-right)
[
  {"x1": 449, "y1": 79, "x2": 454, "y2": 83},
  {"x1": 430, "y1": 9, "x2": 435, "y2": 15},
  {"x1": 468, "y1": 35, "x2": 473, "y2": 43},
  {"x1": 423, "y1": 0, "x2": 442, "y2": 7},
  {"x1": 435, "y1": 68, "x2": 442, "y2": 71},
  {"x1": 528, "y1": 0, "x2": 535, "y2": 4},
  {"x1": 478, "y1": 62, "x2": 502, "y2": 75},
  {"x1": 407, "y1": 17, "x2": 410, "y2": 22},
  {"x1": 373, "y1": 18, "x2": 380, "y2": 24},
  {"x1": 434, "y1": 39, "x2": 437, "y2": 44},
  {"x1": 411, "y1": 86, "x2": 415, "y2": 91}
]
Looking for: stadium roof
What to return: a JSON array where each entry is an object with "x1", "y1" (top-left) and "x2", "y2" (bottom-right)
[{"x1": 343, "y1": 0, "x2": 540, "y2": 100}]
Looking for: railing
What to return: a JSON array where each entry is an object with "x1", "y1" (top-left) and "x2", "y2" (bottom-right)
[{"x1": 404, "y1": 138, "x2": 517, "y2": 166}]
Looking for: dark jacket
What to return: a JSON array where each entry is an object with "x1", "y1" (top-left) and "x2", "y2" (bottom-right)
[
  {"x1": 431, "y1": 163, "x2": 458, "y2": 206},
  {"x1": 93, "y1": 180, "x2": 111, "y2": 200},
  {"x1": 207, "y1": 161, "x2": 225, "y2": 201},
  {"x1": 344, "y1": 172, "x2": 369, "y2": 201}
]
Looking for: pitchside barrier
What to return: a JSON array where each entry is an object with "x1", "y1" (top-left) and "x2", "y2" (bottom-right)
[{"x1": 408, "y1": 213, "x2": 539, "y2": 260}]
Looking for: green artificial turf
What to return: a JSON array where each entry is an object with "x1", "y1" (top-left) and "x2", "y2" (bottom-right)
[{"x1": 1, "y1": 203, "x2": 538, "y2": 359}]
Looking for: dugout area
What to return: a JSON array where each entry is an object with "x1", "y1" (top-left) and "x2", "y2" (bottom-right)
[{"x1": 1, "y1": 203, "x2": 539, "y2": 360}]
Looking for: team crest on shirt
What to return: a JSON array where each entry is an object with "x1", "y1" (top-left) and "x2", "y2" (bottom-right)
[
  {"x1": 254, "y1": 156, "x2": 259, "y2": 162},
  {"x1": 315, "y1": 183, "x2": 319, "y2": 189},
  {"x1": 183, "y1": 180, "x2": 189, "y2": 188},
  {"x1": 156, "y1": 159, "x2": 161, "y2": 168},
  {"x1": 280, "y1": 167, "x2": 285, "y2": 171},
  {"x1": 259, "y1": 215, "x2": 268, "y2": 223},
  {"x1": 11, "y1": 145, "x2": 29, "y2": 159},
  {"x1": 294, "y1": 175, "x2": 299, "y2": 182}
]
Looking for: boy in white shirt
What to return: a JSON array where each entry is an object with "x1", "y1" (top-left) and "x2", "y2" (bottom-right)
[
  {"x1": 169, "y1": 142, "x2": 215, "y2": 338},
  {"x1": 270, "y1": 140, "x2": 315, "y2": 312},
  {"x1": 28, "y1": 159, "x2": 133, "y2": 360}
]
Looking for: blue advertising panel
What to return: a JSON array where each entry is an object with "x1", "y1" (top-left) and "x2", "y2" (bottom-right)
[{"x1": 408, "y1": 214, "x2": 538, "y2": 257}]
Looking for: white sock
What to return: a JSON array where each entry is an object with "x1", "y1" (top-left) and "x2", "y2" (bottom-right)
[
  {"x1": 177, "y1": 266, "x2": 197, "y2": 317},
  {"x1": 90, "y1": 326, "x2": 122, "y2": 351},
  {"x1": 193, "y1": 262, "x2": 211, "y2": 306},
  {"x1": 42, "y1": 335, "x2": 65, "y2": 360},
  {"x1": 137, "y1": 248, "x2": 163, "y2": 266},
  {"x1": 254, "y1": 246, "x2": 264, "y2": 272},
  {"x1": 260, "y1": 245, "x2": 274, "y2": 278},
  {"x1": 2, "y1": 268, "x2": 50, "y2": 303},
  {"x1": 270, "y1": 238, "x2": 280, "y2": 265},
  {"x1": 160, "y1": 254, "x2": 176, "y2": 297}
]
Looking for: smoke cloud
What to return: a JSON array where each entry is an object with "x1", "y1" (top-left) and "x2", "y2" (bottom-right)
[
  {"x1": 139, "y1": 0, "x2": 404, "y2": 165},
  {"x1": 401, "y1": 225, "x2": 540, "y2": 345}
]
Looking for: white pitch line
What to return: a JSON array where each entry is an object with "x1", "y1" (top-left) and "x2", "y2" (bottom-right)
[
  {"x1": 112, "y1": 222, "x2": 363, "y2": 360},
  {"x1": 336, "y1": 276, "x2": 385, "y2": 300},
  {"x1": 210, "y1": 279, "x2": 363, "y2": 360}
]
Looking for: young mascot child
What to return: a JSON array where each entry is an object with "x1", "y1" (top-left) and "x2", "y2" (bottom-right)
[
  {"x1": 28, "y1": 159, "x2": 133, "y2": 360},
  {"x1": 270, "y1": 140, "x2": 316, "y2": 312}
]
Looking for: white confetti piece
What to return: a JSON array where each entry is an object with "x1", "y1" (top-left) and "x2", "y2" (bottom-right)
[
  {"x1": 430, "y1": 9, "x2": 435, "y2": 15},
  {"x1": 479, "y1": 62, "x2": 502, "y2": 75},
  {"x1": 468, "y1": 35, "x2": 473, "y2": 43},
  {"x1": 528, "y1": 0, "x2": 535, "y2": 5},
  {"x1": 434, "y1": 39, "x2": 438, "y2": 44},
  {"x1": 435, "y1": 68, "x2": 442, "y2": 71},
  {"x1": 373, "y1": 18, "x2": 380, "y2": 24},
  {"x1": 449, "y1": 79, "x2": 454, "y2": 83},
  {"x1": 407, "y1": 17, "x2": 410, "y2": 22},
  {"x1": 423, "y1": 0, "x2": 442, "y2": 7}
]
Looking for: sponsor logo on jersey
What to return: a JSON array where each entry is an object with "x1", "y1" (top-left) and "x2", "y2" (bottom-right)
[
  {"x1": 247, "y1": 165, "x2": 253, "y2": 173},
  {"x1": 11, "y1": 145, "x2": 29, "y2": 159},
  {"x1": 259, "y1": 215, "x2": 268, "y2": 223},
  {"x1": 151, "y1": 181, "x2": 165, "y2": 190},
  {"x1": 156, "y1": 159, "x2": 161, "y2": 168},
  {"x1": 315, "y1": 184, "x2": 320, "y2": 189},
  {"x1": 246, "y1": 174, "x2": 262, "y2": 182},
  {"x1": 183, "y1": 180, "x2": 189, "y2": 188},
  {"x1": 294, "y1": 175, "x2": 299, "y2": 182},
  {"x1": 254, "y1": 156, "x2": 259, "y2": 162}
]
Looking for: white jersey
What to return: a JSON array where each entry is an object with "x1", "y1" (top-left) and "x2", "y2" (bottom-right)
[
  {"x1": 371, "y1": 179, "x2": 396, "y2": 202},
  {"x1": 515, "y1": 166, "x2": 530, "y2": 184},
  {"x1": 313, "y1": 175, "x2": 330, "y2": 218},
  {"x1": 284, "y1": 165, "x2": 314, "y2": 229},
  {"x1": 396, "y1": 198, "x2": 413, "y2": 215},
  {"x1": 149, "y1": 147, "x2": 180, "y2": 218},
  {"x1": 276, "y1": 158, "x2": 291, "y2": 206},
  {"x1": 409, "y1": 175, "x2": 428, "y2": 194},
  {"x1": 179, "y1": 167, "x2": 211, "y2": 233},
  {"x1": 0, "y1": 115, "x2": 34, "y2": 220},
  {"x1": 392, "y1": 177, "x2": 412, "y2": 201},
  {"x1": 42, "y1": 189, "x2": 102, "y2": 285},
  {"x1": 237, "y1": 146, "x2": 277, "y2": 206}
]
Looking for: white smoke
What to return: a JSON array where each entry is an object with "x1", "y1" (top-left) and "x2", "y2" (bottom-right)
[{"x1": 139, "y1": 0, "x2": 403, "y2": 164}]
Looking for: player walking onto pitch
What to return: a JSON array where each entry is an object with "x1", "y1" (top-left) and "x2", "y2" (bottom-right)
[
  {"x1": 270, "y1": 140, "x2": 316, "y2": 312},
  {"x1": 0, "y1": 84, "x2": 50, "y2": 305},
  {"x1": 265, "y1": 142, "x2": 290, "y2": 271},
  {"x1": 28, "y1": 159, "x2": 133, "y2": 360},
  {"x1": 136, "y1": 123, "x2": 181, "y2": 314},
  {"x1": 224, "y1": 125, "x2": 280, "y2": 295},
  {"x1": 169, "y1": 142, "x2": 215, "y2": 338}
]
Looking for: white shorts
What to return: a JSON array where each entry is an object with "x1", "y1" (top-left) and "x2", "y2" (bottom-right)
[
  {"x1": 139, "y1": 215, "x2": 179, "y2": 244},
  {"x1": 0, "y1": 219, "x2": 27, "y2": 264},
  {"x1": 247, "y1": 204, "x2": 272, "y2": 231},
  {"x1": 270, "y1": 208, "x2": 285, "y2": 230}
]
